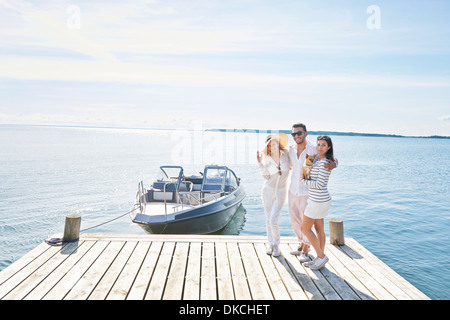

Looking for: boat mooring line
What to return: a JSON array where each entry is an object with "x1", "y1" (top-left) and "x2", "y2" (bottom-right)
[
  {"x1": 79, "y1": 207, "x2": 138, "y2": 233},
  {"x1": 44, "y1": 207, "x2": 139, "y2": 246}
]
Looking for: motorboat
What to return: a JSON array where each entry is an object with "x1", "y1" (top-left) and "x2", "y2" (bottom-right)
[{"x1": 130, "y1": 165, "x2": 246, "y2": 234}]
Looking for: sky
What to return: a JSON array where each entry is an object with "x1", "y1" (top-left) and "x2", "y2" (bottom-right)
[{"x1": 0, "y1": 0, "x2": 449, "y2": 136}]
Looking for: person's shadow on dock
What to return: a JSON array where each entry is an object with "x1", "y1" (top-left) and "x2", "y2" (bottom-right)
[{"x1": 278, "y1": 245, "x2": 375, "y2": 300}]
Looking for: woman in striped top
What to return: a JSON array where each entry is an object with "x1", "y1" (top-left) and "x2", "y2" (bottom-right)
[{"x1": 300, "y1": 136, "x2": 334, "y2": 270}]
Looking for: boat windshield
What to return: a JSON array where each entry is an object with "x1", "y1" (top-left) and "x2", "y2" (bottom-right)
[
  {"x1": 201, "y1": 166, "x2": 227, "y2": 192},
  {"x1": 158, "y1": 166, "x2": 183, "y2": 181}
]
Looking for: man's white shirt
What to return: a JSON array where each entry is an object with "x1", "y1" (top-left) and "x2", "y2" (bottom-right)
[{"x1": 288, "y1": 140, "x2": 317, "y2": 197}]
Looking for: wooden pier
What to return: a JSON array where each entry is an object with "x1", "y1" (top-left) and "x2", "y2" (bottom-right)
[{"x1": 0, "y1": 234, "x2": 429, "y2": 300}]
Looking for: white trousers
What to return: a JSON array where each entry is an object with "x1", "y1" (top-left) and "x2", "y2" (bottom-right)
[
  {"x1": 288, "y1": 192, "x2": 310, "y2": 246},
  {"x1": 264, "y1": 200, "x2": 282, "y2": 247}
]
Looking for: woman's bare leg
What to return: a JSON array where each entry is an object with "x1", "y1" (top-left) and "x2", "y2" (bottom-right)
[
  {"x1": 314, "y1": 218, "x2": 326, "y2": 254},
  {"x1": 301, "y1": 216, "x2": 324, "y2": 259}
]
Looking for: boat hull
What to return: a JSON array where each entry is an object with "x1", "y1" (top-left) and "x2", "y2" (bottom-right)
[{"x1": 133, "y1": 188, "x2": 245, "y2": 234}]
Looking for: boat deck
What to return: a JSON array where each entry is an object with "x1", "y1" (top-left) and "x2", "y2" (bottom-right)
[{"x1": 0, "y1": 234, "x2": 429, "y2": 300}]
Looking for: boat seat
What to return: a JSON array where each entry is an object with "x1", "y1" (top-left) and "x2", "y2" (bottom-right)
[
  {"x1": 152, "y1": 181, "x2": 177, "y2": 192},
  {"x1": 147, "y1": 189, "x2": 179, "y2": 203},
  {"x1": 178, "y1": 181, "x2": 193, "y2": 192}
]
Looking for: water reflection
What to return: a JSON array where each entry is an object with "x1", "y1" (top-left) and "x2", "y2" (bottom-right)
[{"x1": 212, "y1": 204, "x2": 247, "y2": 235}]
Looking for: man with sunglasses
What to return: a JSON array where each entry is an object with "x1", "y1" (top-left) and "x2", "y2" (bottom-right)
[{"x1": 288, "y1": 123, "x2": 337, "y2": 261}]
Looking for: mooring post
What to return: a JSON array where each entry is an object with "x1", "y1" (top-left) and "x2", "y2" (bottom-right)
[
  {"x1": 63, "y1": 214, "x2": 81, "y2": 242},
  {"x1": 329, "y1": 219, "x2": 345, "y2": 246}
]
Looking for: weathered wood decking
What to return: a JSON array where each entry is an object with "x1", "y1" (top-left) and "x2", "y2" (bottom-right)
[{"x1": 0, "y1": 234, "x2": 429, "y2": 300}]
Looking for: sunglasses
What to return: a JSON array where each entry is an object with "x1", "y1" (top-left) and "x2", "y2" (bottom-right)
[
  {"x1": 291, "y1": 131, "x2": 306, "y2": 137},
  {"x1": 276, "y1": 165, "x2": 282, "y2": 176}
]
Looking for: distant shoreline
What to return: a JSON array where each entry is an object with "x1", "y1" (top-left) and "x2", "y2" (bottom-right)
[
  {"x1": 1, "y1": 123, "x2": 448, "y2": 139},
  {"x1": 205, "y1": 128, "x2": 450, "y2": 139}
]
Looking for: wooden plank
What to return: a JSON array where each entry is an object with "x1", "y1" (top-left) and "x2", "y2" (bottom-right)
[
  {"x1": 345, "y1": 238, "x2": 429, "y2": 300},
  {"x1": 106, "y1": 241, "x2": 151, "y2": 300},
  {"x1": 281, "y1": 243, "x2": 342, "y2": 300},
  {"x1": 339, "y1": 242, "x2": 409, "y2": 300},
  {"x1": 79, "y1": 233, "x2": 298, "y2": 243},
  {"x1": 320, "y1": 245, "x2": 362, "y2": 300},
  {"x1": 183, "y1": 242, "x2": 201, "y2": 300},
  {"x1": 0, "y1": 242, "x2": 72, "y2": 299},
  {"x1": 42, "y1": 241, "x2": 109, "y2": 300},
  {"x1": 0, "y1": 235, "x2": 429, "y2": 301},
  {"x1": 127, "y1": 241, "x2": 163, "y2": 300},
  {"x1": 215, "y1": 242, "x2": 235, "y2": 300},
  {"x1": 63, "y1": 241, "x2": 125, "y2": 300},
  {"x1": 325, "y1": 244, "x2": 376, "y2": 300},
  {"x1": 332, "y1": 243, "x2": 396, "y2": 300},
  {"x1": 0, "y1": 241, "x2": 52, "y2": 286},
  {"x1": 226, "y1": 242, "x2": 251, "y2": 300},
  {"x1": 163, "y1": 242, "x2": 189, "y2": 300},
  {"x1": 145, "y1": 241, "x2": 175, "y2": 300},
  {"x1": 200, "y1": 242, "x2": 216, "y2": 300},
  {"x1": 274, "y1": 243, "x2": 319, "y2": 300},
  {"x1": 238, "y1": 242, "x2": 273, "y2": 299},
  {"x1": 253, "y1": 243, "x2": 291, "y2": 300},
  {"x1": 3, "y1": 241, "x2": 82, "y2": 300},
  {"x1": 23, "y1": 241, "x2": 96, "y2": 300},
  {"x1": 87, "y1": 241, "x2": 137, "y2": 300}
]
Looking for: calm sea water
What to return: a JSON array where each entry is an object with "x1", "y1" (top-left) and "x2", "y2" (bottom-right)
[{"x1": 0, "y1": 125, "x2": 449, "y2": 299}]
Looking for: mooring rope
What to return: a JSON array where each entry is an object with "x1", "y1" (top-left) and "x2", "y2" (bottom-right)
[
  {"x1": 79, "y1": 207, "x2": 138, "y2": 233},
  {"x1": 44, "y1": 206, "x2": 139, "y2": 246}
]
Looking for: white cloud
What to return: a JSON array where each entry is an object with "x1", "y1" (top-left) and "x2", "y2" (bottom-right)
[
  {"x1": 1, "y1": 0, "x2": 119, "y2": 62},
  {"x1": 0, "y1": 0, "x2": 262, "y2": 60},
  {"x1": 2, "y1": 54, "x2": 450, "y2": 91}
]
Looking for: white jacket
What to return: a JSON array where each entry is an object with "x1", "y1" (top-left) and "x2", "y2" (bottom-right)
[{"x1": 258, "y1": 149, "x2": 291, "y2": 209}]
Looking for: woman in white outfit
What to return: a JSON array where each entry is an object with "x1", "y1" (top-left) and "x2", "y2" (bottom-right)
[{"x1": 257, "y1": 133, "x2": 290, "y2": 257}]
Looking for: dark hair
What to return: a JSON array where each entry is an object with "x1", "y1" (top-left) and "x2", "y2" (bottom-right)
[
  {"x1": 317, "y1": 135, "x2": 334, "y2": 161},
  {"x1": 292, "y1": 123, "x2": 307, "y2": 132}
]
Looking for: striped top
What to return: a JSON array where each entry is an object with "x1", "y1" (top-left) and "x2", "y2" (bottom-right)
[{"x1": 301, "y1": 157, "x2": 332, "y2": 202}]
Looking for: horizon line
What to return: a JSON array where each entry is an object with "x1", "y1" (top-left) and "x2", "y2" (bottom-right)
[{"x1": 1, "y1": 123, "x2": 449, "y2": 139}]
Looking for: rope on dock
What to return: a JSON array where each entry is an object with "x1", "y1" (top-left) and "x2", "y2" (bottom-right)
[
  {"x1": 44, "y1": 237, "x2": 79, "y2": 246},
  {"x1": 79, "y1": 207, "x2": 138, "y2": 232},
  {"x1": 44, "y1": 206, "x2": 139, "y2": 246}
]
